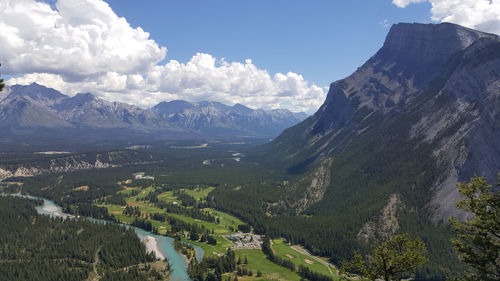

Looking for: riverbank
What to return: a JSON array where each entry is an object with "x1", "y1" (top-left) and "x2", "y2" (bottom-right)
[
  {"x1": 42, "y1": 203, "x2": 74, "y2": 218},
  {"x1": 7, "y1": 193, "x2": 201, "y2": 281},
  {"x1": 143, "y1": 235, "x2": 166, "y2": 260}
]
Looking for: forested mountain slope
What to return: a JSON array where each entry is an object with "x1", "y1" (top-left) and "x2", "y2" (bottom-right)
[{"x1": 219, "y1": 22, "x2": 500, "y2": 280}]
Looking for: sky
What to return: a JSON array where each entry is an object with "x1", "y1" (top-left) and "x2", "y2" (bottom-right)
[{"x1": 2, "y1": 0, "x2": 499, "y2": 113}]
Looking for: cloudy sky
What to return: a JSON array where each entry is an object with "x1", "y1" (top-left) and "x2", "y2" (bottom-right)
[{"x1": 2, "y1": 0, "x2": 499, "y2": 113}]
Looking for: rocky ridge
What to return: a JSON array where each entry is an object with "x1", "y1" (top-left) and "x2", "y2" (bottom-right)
[{"x1": 264, "y1": 22, "x2": 500, "y2": 223}]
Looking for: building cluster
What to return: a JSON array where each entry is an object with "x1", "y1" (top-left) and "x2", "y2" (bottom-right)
[
  {"x1": 133, "y1": 172, "x2": 155, "y2": 180},
  {"x1": 225, "y1": 233, "x2": 262, "y2": 249}
]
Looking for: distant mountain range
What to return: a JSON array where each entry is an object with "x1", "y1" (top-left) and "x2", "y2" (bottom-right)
[
  {"x1": 153, "y1": 100, "x2": 307, "y2": 137},
  {"x1": 0, "y1": 83, "x2": 307, "y2": 144}
]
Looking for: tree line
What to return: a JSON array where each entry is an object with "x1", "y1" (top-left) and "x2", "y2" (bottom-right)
[
  {"x1": 0, "y1": 196, "x2": 167, "y2": 281},
  {"x1": 188, "y1": 248, "x2": 237, "y2": 281}
]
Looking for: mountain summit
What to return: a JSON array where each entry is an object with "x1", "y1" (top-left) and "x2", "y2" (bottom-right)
[{"x1": 258, "y1": 22, "x2": 499, "y2": 252}]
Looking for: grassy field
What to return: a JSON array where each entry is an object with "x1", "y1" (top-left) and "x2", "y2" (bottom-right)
[
  {"x1": 234, "y1": 249, "x2": 302, "y2": 281},
  {"x1": 204, "y1": 208, "x2": 245, "y2": 229},
  {"x1": 114, "y1": 185, "x2": 242, "y2": 234},
  {"x1": 97, "y1": 179, "x2": 348, "y2": 281},
  {"x1": 272, "y1": 239, "x2": 340, "y2": 278},
  {"x1": 99, "y1": 182, "x2": 241, "y2": 254},
  {"x1": 157, "y1": 191, "x2": 178, "y2": 203},
  {"x1": 184, "y1": 186, "x2": 215, "y2": 200},
  {"x1": 103, "y1": 201, "x2": 235, "y2": 235}
]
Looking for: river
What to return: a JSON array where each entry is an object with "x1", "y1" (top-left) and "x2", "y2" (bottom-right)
[{"x1": 13, "y1": 194, "x2": 204, "y2": 281}]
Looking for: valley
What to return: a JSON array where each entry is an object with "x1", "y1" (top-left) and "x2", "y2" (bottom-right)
[
  {"x1": 0, "y1": 144, "x2": 347, "y2": 281},
  {"x1": 0, "y1": 19, "x2": 498, "y2": 281}
]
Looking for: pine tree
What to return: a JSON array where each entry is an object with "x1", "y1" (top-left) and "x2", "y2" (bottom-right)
[
  {"x1": 341, "y1": 233, "x2": 427, "y2": 281},
  {"x1": 449, "y1": 174, "x2": 500, "y2": 281}
]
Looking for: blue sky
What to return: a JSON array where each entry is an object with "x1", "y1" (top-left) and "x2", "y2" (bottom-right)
[
  {"x1": 3, "y1": 0, "x2": 499, "y2": 113},
  {"x1": 104, "y1": 0, "x2": 432, "y2": 86}
]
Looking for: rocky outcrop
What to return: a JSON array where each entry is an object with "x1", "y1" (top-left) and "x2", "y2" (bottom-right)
[
  {"x1": 0, "y1": 151, "x2": 155, "y2": 182},
  {"x1": 358, "y1": 193, "x2": 404, "y2": 242},
  {"x1": 0, "y1": 159, "x2": 114, "y2": 182},
  {"x1": 267, "y1": 157, "x2": 333, "y2": 215},
  {"x1": 0, "y1": 168, "x2": 14, "y2": 180}
]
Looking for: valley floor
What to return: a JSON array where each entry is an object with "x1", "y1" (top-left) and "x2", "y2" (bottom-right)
[{"x1": 96, "y1": 176, "x2": 347, "y2": 281}]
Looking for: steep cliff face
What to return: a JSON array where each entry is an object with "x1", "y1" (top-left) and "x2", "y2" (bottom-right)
[
  {"x1": 411, "y1": 37, "x2": 500, "y2": 221},
  {"x1": 263, "y1": 23, "x2": 499, "y2": 222}
]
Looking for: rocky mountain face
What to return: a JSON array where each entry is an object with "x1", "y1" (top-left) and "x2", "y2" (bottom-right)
[
  {"x1": 53, "y1": 93, "x2": 171, "y2": 129},
  {"x1": 0, "y1": 96, "x2": 74, "y2": 129},
  {"x1": 0, "y1": 84, "x2": 307, "y2": 143},
  {"x1": 262, "y1": 23, "x2": 499, "y2": 225}
]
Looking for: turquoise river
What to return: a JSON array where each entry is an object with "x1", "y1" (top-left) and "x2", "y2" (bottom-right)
[{"x1": 11, "y1": 194, "x2": 204, "y2": 281}]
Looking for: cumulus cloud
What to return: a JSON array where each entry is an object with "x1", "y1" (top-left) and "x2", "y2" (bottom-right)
[
  {"x1": 7, "y1": 53, "x2": 325, "y2": 113},
  {"x1": 0, "y1": 0, "x2": 166, "y2": 79},
  {"x1": 392, "y1": 0, "x2": 426, "y2": 8},
  {"x1": 2, "y1": 0, "x2": 325, "y2": 113},
  {"x1": 392, "y1": 0, "x2": 500, "y2": 35}
]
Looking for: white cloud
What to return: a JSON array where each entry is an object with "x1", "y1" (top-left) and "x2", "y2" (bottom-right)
[
  {"x1": 2, "y1": 0, "x2": 325, "y2": 113},
  {"x1": 0, "y1": 0, "x2": 166, "y2": 79},
  {"x1": 392, "y1": 0, "x2": 426, "y2": 8},
  {"x1": 393, "y1": 0, "x2": 500, "y2": 35},
  {"x1": 7, "y1": 53, "x2": 325, "y2": 113}
]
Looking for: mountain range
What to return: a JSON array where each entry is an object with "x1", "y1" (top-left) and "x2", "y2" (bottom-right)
[{"x1": 0, "y1": 83, "x2": 307, "y2": 144}]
